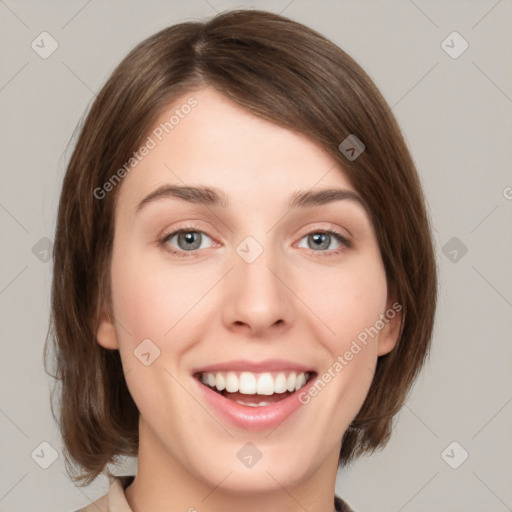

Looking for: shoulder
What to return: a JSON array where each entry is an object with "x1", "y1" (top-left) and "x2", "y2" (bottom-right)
[
  {"x1": 335, "y1": 494, "x2": 356, "y2": 512},
  {"x1": 72, "y1": 475, "x2": 135, "y2": 512},
  {"x1": 71, "y1": 492, "x2": 109, "y2": 512}
]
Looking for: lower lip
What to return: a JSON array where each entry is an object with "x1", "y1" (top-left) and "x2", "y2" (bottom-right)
[{"x1": 193, "y1": 374, "x2": 317, "y2": 431}]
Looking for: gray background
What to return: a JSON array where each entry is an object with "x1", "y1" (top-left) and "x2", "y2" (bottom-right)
[{"x1": 1, "y1": 0, "x2": 511, "y2": 510}]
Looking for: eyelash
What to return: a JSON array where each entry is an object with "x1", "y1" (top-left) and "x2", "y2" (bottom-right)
[{"x1": 158, "y1": 224, "x2": 351, "y2": 259}]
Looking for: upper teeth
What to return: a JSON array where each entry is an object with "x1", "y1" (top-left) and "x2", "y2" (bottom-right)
[{"x1": 200, "y1": 371, "x2": 310, "y2": 395}]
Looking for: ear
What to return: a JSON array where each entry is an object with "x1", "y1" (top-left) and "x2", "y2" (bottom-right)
[
  {"x1": 96, "y1": 310, "x2": 120, "y2": 350},
  {"x1": 377, "y1": 299, "x2": 403, "y2": 356}
]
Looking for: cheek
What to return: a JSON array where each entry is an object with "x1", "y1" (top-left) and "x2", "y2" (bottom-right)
[
  {"x1": 109, "y1": 251, "x2": 191, "y2": 419},
  {"x1": 299, "y1": 254, "x2": 388, "y2": 345},
  {"x1": 110, "y1": 248, "x2": 209, "y2": 340},
  {"x1": 109, "y1": 248, "x2": 222, "y2": 405}
]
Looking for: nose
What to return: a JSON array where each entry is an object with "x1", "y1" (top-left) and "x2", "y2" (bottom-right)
[{"x1": 222, "y1": 240, "x2": 294, "y2": 338}]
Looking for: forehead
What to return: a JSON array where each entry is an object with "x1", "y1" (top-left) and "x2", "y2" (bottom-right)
[{"x1": 116, "y1": 87, "x2": 357, "y2": 209}]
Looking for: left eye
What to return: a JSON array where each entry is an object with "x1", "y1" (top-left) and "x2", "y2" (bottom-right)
[{"x1": 297, "y1": 231, "x2": 347, "y2": 252}]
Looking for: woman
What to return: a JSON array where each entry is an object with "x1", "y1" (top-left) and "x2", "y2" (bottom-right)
[{"x1": 45, "y1": 9, "x2": 437, "y2": 512}]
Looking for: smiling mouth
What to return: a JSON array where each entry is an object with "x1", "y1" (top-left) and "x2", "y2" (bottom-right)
[{"x1": 194, "y1": 370, "x2": 317, "y2": 407}]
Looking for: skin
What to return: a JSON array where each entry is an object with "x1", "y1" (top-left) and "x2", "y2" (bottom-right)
[{"x1": 96, "y1": 86, "x2": 401, "y2": 512}]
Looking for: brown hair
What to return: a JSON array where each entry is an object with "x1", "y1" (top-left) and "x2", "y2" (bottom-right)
[{"x1": 44, "y1": 8, "x2": 437, "y2": 486}]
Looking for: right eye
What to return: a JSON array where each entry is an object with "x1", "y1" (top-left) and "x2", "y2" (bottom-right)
[{"x1": 159, "y1": 226, "x2": 217, "y2": 258}]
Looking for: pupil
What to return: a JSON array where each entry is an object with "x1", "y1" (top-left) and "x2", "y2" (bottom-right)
[
  {"x1": 179, "y1": 231, "x2": 201, "y2": 250},
  {"x1": 310, "y1": 233, "x2": 329, "y2": 250}
]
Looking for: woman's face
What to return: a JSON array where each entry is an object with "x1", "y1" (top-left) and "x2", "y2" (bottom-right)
[{"x1": 97, "y1": 87, "x2": 400, "y2": 498}]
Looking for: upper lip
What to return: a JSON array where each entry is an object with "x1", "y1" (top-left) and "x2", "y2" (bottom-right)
[{"x1": 192, "y1": 359, "x2": 316, "y2": 375}]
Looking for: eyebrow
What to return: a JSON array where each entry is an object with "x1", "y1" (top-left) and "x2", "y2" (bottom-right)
[{"x1": 135, "y1": 184, "x2": 368, "y2": 213}]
